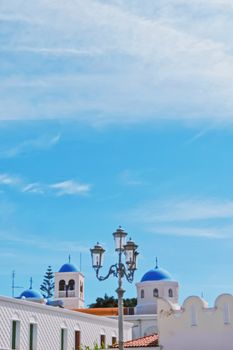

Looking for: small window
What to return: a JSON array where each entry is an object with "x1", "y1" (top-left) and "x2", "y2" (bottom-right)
[
  {"x1": 168, "y1": 289, "x2": 173, "y2": 298},
  {"x1": 29, "y1": 323, "x2": 37, "y2": 350},
  {"x1": 61, "y1": 328, "x2": 67, "y2": 350},
  {"x1": 59, "y1": 280, "x2": 66, "y2": 291},
  {"x1": 191, "y1": 306, "x2": 197, "y2": 326},
  {"x1": 75, "y1": 330, "x2": 81, "y2": 350},
  {"x1": 100, "y1": 334, "x2": 106, "y2": 349},
  {"x1": 112, "y1": 337, "x2": 117, "y2": 346},
  {"x1": 223, "y1": 303, "x2": 230, "y2": 324},
  {"x1": 153, "y1": 288, "x2": 159, "y2": 297},
  {"x1": 80, "y1": 282, "x2": 83, "y2": 294},
  {"x1": 68, "y1": 279, "x2": 75, "y2": 291},
  {"x1": 12, "y1": 320, "x2": 20, "y2": 350},
  {"x1": 141, "y1": 289, "x2": 144, "y2": 299}
]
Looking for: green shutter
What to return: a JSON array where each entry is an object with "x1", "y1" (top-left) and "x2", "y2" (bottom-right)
[
  {"x1": 29, "y1": 324, "x2": 34, "y2": 350},
  {"x1": 61, "y1": 329, "x2": 64, "y2": 350},
  {"x1": 12, "y1": 321, "x2": 17, "y2": 349}
]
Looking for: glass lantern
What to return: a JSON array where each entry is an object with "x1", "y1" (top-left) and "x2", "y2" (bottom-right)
[
  {"x1": 113, "y1": 226, "x2": 128, "y2": 251},
  {"x1": 124, "y1": 239, "x2": 138, "y2": 270},
  {"x1": 90, "y1": 242, "x2": 105, "y2": 268}
]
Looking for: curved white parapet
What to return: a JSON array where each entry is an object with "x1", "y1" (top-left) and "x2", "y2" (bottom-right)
[{"x1": 158, "y1": 294, "x2": 233, "y2": 350}]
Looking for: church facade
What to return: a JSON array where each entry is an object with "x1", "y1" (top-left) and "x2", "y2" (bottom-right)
[
  {"x1": 114, "y1": 261, "x2": 179, "y2": 339},
  {"x1": 158, "y1": 293, "x2": 233, "y2": 350},
  {"x1": 0, "y1": 295, "x2": 132, "y2": 350},
  {"x1": 54, "y1": 261, "x2": 85, "y2": 309},
  {"x1": 0, "y1": 260, "x2": 132, "y2": 350}
]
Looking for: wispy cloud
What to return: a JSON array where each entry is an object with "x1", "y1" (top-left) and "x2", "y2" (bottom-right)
[
  {"x1": 50, "y1": 180, "x2": 91, "y2": 196},
  {"x1": 0, "y1": 134, "x2": 60, "y2": 158},
  {"x1": 22, "y1": 183, "x2": 44, "y2": 194},
  {"x1": 0, "y1": 229, "x2": 89, "y2": 253},
  {"x1": 2, "y1": 46, "x2": 103, "y2": 57},
  {"x1": 0, "y1": 174, "x2": 20, "y2": 186},
  {"x1": 127, "y1": 197, "x2": 233, "y2": 239},
  {"x1": 119, "y1": 170, "x2": 143, "y2": 186},
  {"x1": 129, "y1": 198, "x2": 233, "y2": 223},
  {"x1": 148, "y1": 225, "x2": 228, "y2": 239},
  {"x1": 1, "y1": 1, "x2": 233, "y2": 125},
  {"x1": 0, "y1": 173, "x2": 91, "y2": 197}
]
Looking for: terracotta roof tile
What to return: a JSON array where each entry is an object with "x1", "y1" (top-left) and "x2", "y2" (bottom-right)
[{"x1": 112, "y1": 334, "x2": 159, "y2": 348}]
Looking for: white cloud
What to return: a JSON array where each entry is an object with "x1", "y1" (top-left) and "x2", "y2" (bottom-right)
[
  {"x1": 2, "y1": 47, "x2": 103, "y2": 57},
  {"x1": 0, "y1": 174, "x2": 20, "y2": 186},
  {"x1": 148, "y1": 225, "x2": 228, "y2": 239},
  {"x1": 1, "y1": 1, "x2": 233, "y2": 125},
  {"x1": 50, "y1": 180, "x2": 91, "y2": 196},
  {"x1": 0, "y1": 173, "x2": 91, "y2": 197},
  {"x1": 22, "y1": 183, "x2": 44, "y2": 194},
  {"x1": 119, "y1": 170, "x2": 143, "y2": 186},
  {"x1": 0, "y1": 229, "x2": 89, "y2": 253},
  {"x1": 127, "y1": 197, "x2": 233, "y2": 239},
  {"x1": 0, "y1": 134, "x2": 60, "y2": 158},
  {"x1": 129, "y1": 198, "x2": 233, "y2": 223}
]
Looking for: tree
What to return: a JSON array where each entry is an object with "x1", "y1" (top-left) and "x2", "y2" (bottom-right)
[
  {"x1": 123, "y1": 297, "x2": 137, "y2": 307},
  {"x1": 89, "y1": 294, "x2": 118, "y2": 308},
  {"x1": 40, "y1": 265, "x2": 55, "y2": 299},
  {"x1": 89, "y1": 294, "x2": 137, "y2": 308}
]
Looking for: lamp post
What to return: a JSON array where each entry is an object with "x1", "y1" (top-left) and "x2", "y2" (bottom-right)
[{"x1": 90, "y1": 226, "x2": 139, "y2": 350}]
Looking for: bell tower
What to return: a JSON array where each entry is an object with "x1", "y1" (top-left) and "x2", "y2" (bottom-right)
[{"x1": 54, "y1": 256, "x2": 84, "y2": 309}]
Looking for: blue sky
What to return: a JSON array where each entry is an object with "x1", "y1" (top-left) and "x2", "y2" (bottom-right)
[{"x1": 1, "y1": 0, "x2": 233, "y2": 306}]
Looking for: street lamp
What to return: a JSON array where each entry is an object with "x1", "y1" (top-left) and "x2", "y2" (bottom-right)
[{"x1": 90, "y1": 226, "x2": 139, "y2": 350}]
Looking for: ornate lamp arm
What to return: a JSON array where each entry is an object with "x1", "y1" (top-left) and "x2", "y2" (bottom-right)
[
  {"x1": 95, "y1": 264, "x2": 118, "y2": 281},
  {"x1": 90, "y1": 227, "x2": 139, "y2": 350},
  {"x1": 120, "y1": 263, "x2": 136, "y2": 283}
]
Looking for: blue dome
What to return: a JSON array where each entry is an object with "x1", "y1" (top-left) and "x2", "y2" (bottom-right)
[
  {"x1": 141, "y1": 267, "x2": 172, "y2": 282},
  {"x1": 59, "y1": 263, "x2": 78, "y2": 273},
  {"x1": 19, "y1": 289, "x2": 43, "y2": 299}
]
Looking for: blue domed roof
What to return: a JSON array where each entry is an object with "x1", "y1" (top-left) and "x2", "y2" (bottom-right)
[
  {"x1": 141, "y1": 267, "x2": 172, "y2": 282},
  {"x1": 19, "y1": 289, "x2": 43, "y2": 299},
  {"x1": 59, "y1": 263, "x2": 78, "y2": 273}
]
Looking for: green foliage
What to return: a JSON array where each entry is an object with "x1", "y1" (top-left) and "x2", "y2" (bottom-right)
[
  {"x1": 40, "y1": 265, "x2": 55, "y2": 299},
  {"x1": 89, "y1": 294, "x2": 137, "y2": 308},
  {"x1": 124, "y1": 297, "x2": 137, "y2": 307},
  {"x1": 93, "y1": 342, "x2": 101, "y2": 350},
  {"x1": 89, "y1": 294, "x2": 117, "y2": 308}
]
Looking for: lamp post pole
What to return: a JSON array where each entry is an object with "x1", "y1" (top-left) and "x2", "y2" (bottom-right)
[
  {"x1": 117, "y1": 240, "x2": 125, "y2": 350},
  {"x1": 90, "y1": 227, "x2": 139, "y2": 350}
]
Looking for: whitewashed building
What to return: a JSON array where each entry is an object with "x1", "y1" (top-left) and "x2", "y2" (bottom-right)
[
  {"x1": 135, "y1": 261, "x2": 179, "y2": 315},
  {"x1": 158, "y1": 293, "x2": 233, "y2": 350},
  {"x1": 54, "y1": 261, "x2": 85, "y2": 309},
  {"x1": 0, "y1": 295, "x2": 132, "y2": 350},
  {"x1": 108, "y1": 262, "x2": 179, "y2": 339}
]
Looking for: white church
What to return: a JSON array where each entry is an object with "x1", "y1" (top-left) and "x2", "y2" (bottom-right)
[
  {"x1": 116, "y1": 259, "x2": 179, "y2": 339},
  {"x1": 0, "y1": 256, "x2": 233, "y2": 350}
]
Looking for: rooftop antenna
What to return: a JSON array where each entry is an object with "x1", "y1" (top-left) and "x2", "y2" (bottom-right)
[
  {"x1": 80, "y1": 252, "x2": 82, "y2": 272},
  {"x1": 30, "y1": 277, "x2": 33, "y2": 289},
  {"x1": 201, "y1": 291, "x2": 204, "y2": 299},
  {"x1": 11, "y1": 271, "x2": 24, "y2": 298},
  {"x1": 155, "y1": 257, "x2": 158, "y2": 269},
  {"x1": 68, "y1": 254, "x2": 71, "y2": 264}
]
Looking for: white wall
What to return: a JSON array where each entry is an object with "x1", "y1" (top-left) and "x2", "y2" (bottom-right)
[
  {"x1": 110, "y1": 314, "x2": 157, "y2": 339},
  {"x1": 136, "y1": 281, "x2": 179, "y2": 315},
  {"x1": 54, "y1": 271, "x2": 85, "y2": 309},
  {"x1": 158, "y1": 294, "x2": 233, "y2": 350},
  {"x1": 0, "y1": 296, "x2": 132, "y2": 350}
]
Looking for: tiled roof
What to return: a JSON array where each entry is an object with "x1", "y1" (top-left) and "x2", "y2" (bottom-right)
[
  {"x1": 74, "y1": 307, "x2": 119, "y2": 316},
  {"x1": 112, "y1": 334, "x2": 159, "y2": 348},
  {"x1": 74, "y1": 307, "x2": 133, "y2": 316}
]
